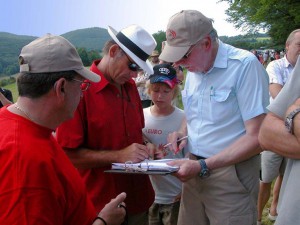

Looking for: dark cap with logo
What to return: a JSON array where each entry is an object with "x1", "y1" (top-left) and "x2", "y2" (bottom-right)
[{"x1": 149, "y1": 63, "x2": 179, "y2": 89}]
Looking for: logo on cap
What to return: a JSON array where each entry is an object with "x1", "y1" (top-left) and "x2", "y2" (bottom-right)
[
  {"x1": 159, "y1": 67, "x2": 170, "y2": 75},
  {"x1": 166, "y1": 29, "x2": 176, "y2": 40}
]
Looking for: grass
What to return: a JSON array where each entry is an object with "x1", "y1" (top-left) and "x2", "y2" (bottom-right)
[{"x1": 3, "y1": 82, "x2": 18, "y2": 102}]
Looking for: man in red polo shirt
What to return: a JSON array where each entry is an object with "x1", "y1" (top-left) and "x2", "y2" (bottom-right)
[{"x1": 56, "y1": 25, "x2": 157, "y2": 225}]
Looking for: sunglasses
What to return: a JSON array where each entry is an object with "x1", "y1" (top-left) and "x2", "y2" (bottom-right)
[
  {"x1": 71, "y1": 78, "x2": 91, "y2": 91},
  {"x1": 121, "y1": 49, "x2": 141, "y2": 71},
  {"x1": 183, "y1": 40, "x2": 202, "y2": 59}
]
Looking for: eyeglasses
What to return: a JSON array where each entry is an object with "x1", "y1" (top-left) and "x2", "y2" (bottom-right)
[
  {"x1": 183, "y1": 41, "x2": 200, "y2": 59},
  {"x1": 121, "y1": 49, "x2": 141, "y2": 72},
  {"x1": 71, "y1": 78, "x2": 91, "y2": 91}
]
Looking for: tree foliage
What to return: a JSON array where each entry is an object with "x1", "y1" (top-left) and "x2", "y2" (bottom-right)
[
  {"x1": 152, "y1": 31, "x2": 167, "y2": 53},
  {"x1": 220, "y1": 0, "x2": 300, "y2": 45}
]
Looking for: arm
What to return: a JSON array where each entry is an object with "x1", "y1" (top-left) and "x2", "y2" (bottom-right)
[
  {"x1": 205, "y1": 114, "x2": 264, "y2": 170},
  {"x1": 64, "y1": 143, "x2": 151, "y2": 169},
  {"x1": 169, "y1": 114, "x2": 265, "y2": 182},
  {"x1": 0, "y1": 91, "x2": 12, "y2": 106},
  {"x1": 269, "y1": 83, "x2": 283, "y2": 99},
  {"x1": 259, "y1": 100, "x2": 300, "y2": 159}
]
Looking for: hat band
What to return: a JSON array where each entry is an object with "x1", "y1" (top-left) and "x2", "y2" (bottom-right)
[{"x1": 116, "y1": 32, "x2": 149, "y2": 61}]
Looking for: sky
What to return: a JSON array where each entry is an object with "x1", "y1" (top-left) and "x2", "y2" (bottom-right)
[{"x1": 0, "y1": 0, "x2": 244, "y2": 37}]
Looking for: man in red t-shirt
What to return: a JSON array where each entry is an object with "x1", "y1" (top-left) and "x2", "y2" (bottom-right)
[
  {"x1": 56, "y1": 25, "x2": 157, "y2": 225},
  {"x1": 0, "y1": 34, "x2": 126, "y2": 225}
]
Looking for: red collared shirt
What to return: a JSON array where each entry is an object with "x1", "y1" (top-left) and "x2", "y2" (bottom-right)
[{"x1": 56, "y1": 60, "x2": 154, "y2": 214}]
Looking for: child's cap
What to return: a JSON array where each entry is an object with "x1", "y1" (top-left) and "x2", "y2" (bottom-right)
[{"x1": 149, "y1": 63, "x2": 180, "y2": 89}]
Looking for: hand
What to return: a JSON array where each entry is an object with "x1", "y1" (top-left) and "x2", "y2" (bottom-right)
[
  {"x1": 145, "y1": 142, "x2": 156, "y2": 159},
  {"x1": 168, "y1": 159, "x2": 200, "y2": 182},
  {"x1": 167, "y1": 132, "x2": 187, "y2": 155},
  {"x1": 119, "y1": 143, "x2": 151, "y2": 163},
  {"x1": 96, "y1": 192, "x2": 127, "y2": 225}
]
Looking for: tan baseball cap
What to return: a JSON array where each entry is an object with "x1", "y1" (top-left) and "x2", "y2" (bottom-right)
[
  {"x1": 159, "y1": 10, "x2": 213, "y2": 63},
  {"x1": 19, "y1": 34, "x2": 100, "y2": 83}
]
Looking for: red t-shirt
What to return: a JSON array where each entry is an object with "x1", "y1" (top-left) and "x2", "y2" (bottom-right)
[
  {"x1": 0, "y1": 107, "x2": 96, "y2": 225},
  {"x1": 56, "y1": 60, "x2": 154, "y2": 214}
]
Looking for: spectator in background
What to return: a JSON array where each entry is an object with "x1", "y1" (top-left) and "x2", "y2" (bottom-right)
[
  {"x1": 143, "y1": 63, "x2": 187, "y2": 225},
  {"x1": 0, "y1": 87, "x2": 13, "y2": 108},
  {"x1": 252, "y1": 49, "x2": 260, "y2": 61},
  {"x1": 0, "y1": 34, "x2": 126, "y2": 225},
  {"x1": 150, "y1": 50, "x2": 160, "y2": 67},
  {"x1": 159, "y1": 10, "x2": 269, "y2": 225},
  {"x1": 56, "y1": 25, "x2": 157, "y2": 225},
  {"x1": 257, "y1": 28, "x2": 300, "y2": 225},
  {"x1": 134, "y1": 68, "x2": 152, "y2": 108},
  {"x1": 275, "y1": 50, "x2": 281, "y2": 60},
  {"x1": 263, "y1": 50, "x2": 270, "y2": 66}
]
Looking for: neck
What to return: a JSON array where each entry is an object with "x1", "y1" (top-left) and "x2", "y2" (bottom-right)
[
  {"x1": 150, "y1": 104, "x2": 175, "y2": 117},
  {"x1": 9, "y1": 99, "x2": 58, "y2": 130}
]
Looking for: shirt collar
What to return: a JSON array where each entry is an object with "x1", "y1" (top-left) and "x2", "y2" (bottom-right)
[
  {"x1": 212, "y1": 40, "x2": 228, "y2": 70},
  {"x1": 90, "y1": 59, "x2": 136, "y2": 93}
]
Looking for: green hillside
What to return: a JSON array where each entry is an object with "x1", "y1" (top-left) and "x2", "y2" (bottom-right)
[
  {"x1": 0, "y1": 27, "x2": 110, "y2": 77},
  {"x1": 62, "y1": 27, "x2": 110, "y2": 51}
]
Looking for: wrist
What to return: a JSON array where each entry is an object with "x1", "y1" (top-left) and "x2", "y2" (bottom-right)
[{"x1": 93, "y1": 216, "x2": 107, "y2": 225}]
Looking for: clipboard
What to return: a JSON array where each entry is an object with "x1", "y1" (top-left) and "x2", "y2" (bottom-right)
[{"x1": 104, "y1": 159, "x2": 183, "y2": 175}]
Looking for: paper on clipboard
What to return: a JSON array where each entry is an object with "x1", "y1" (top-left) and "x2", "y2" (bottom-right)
[{"x1": 105, "y1": 158, "x2": 187, "y2": 175}]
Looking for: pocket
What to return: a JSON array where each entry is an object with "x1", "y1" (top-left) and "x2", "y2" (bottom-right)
[{"x1": 210, "y1": 89, "x2": 238, "y2": 123}]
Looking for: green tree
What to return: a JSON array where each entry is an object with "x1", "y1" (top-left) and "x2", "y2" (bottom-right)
[
  {"x1": 220, "y1": 0, "x2": 300, "y2": 45},
  {"x1": 77, "y1": 47, "x2": 90, "y2": 66},
  {"x1": 88, "y1": 50, "x2": 100, "y2": 63},
  {"x1": 152, "y1": 31, "x2": 166, "y2": 53}
]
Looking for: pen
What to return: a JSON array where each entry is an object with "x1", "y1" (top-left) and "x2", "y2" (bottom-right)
[
  {"x1": 210, "y1": 86, "x2": 214, "y2": 99},
  {"x1": 163, "y1": 136, "x2": 188, "y2": 148}
]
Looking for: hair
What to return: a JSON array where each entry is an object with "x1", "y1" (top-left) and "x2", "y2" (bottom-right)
[
  {"x1": 102, "y1": 39, "x2": 117, "y2": 55},
  {"x1": 17, "y1": 71, "x2": 77, "y2": 98},
  {"x1": 145, "y1": 80, "x2": 180, "y2": 101},
  {"x1": 286, "y1": 29, "x2": 300, "y2": 45},
  {"x1": 208, "y1": 28, "x2": 218, "y2": 42}
]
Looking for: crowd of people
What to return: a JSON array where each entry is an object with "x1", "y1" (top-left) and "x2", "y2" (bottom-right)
[{"x1": 0, "y1": 9, "x2": 299, "y2": 225}]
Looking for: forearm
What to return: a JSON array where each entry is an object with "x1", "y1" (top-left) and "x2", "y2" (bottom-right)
[
  {"x1": 259, "y1": 113, "x2": 300, "y2": 158},
  {"x1": 0, "y1": 92, "x2": 12, "y2": 106},
  {"x1": 206, "y1": 132, "x2": 261, "y2": 171},
  {"x1": 64, "y1": 147, "x2": 124, "y2": 169},
  {"x1": 207, "y1": 114, "x2": 265, "y2": 170}
]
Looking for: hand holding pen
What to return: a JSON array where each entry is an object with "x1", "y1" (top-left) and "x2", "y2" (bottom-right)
[{"x1": 164, "y1": 135, "x2": 188, "y2": 155}]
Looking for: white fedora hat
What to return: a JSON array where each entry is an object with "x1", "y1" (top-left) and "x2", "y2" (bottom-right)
[{"x1": 108, "y1": 25, "x2": 157, "y2": 75}]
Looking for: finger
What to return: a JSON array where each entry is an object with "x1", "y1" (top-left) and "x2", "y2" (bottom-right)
[{"x1": 110, "y1": 192, "x2": 127, "y2": 207}]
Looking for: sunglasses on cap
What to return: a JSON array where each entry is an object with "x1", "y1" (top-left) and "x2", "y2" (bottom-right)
[{"x1": 121, "y1": 49, "x2": 141, "y2": 72}]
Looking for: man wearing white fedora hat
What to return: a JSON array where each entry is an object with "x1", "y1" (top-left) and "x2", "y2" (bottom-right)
[{"x1": 57, "y1": 24, "x2": 157, "y2": 225}]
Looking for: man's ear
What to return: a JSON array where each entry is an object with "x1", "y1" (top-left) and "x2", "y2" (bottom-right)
[
  {"x1": 53, "y1": 78, "x2": 66, "y2": 97},
  {"x1": 203, "y1": 37, "x2": 212, "y2": 50},
  {"x1": 109, "y1": 44, "x2": 120, "y2": 58}
]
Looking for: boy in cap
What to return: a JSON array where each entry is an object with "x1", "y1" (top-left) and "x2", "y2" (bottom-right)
[
  {"x1": 143, "y1": 63, "x2": 187, "y2": 225},
  {"x1": 0, "y1": 34, "x2": 126, "y2": 225},
  {"x1": 160, "y1": 10, "x2": 269, "y2": 225},
  {"x1": 56, "y1": 25, "x2": 157, "y2": 225}
]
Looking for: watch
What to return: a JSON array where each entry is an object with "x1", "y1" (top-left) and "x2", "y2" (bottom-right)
[
  {"x1": 198, "y1": 159, "x2": 210, "y2": 178},
  {"x1": 285, "y1": 108, "x2": 300, "y2": 134}
]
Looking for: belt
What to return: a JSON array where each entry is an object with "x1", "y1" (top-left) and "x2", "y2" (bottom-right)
[{"x1": 191, "y1": 153, "x2": 206, "y2": 160}]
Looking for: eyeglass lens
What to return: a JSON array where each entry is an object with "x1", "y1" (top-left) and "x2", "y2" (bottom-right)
[
  {"x1": 122, "y1": 49, "x2": 141, "y2": 71},
  {"x1": 72, "y1": 79, "x2": 91, "y2": 91}
]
